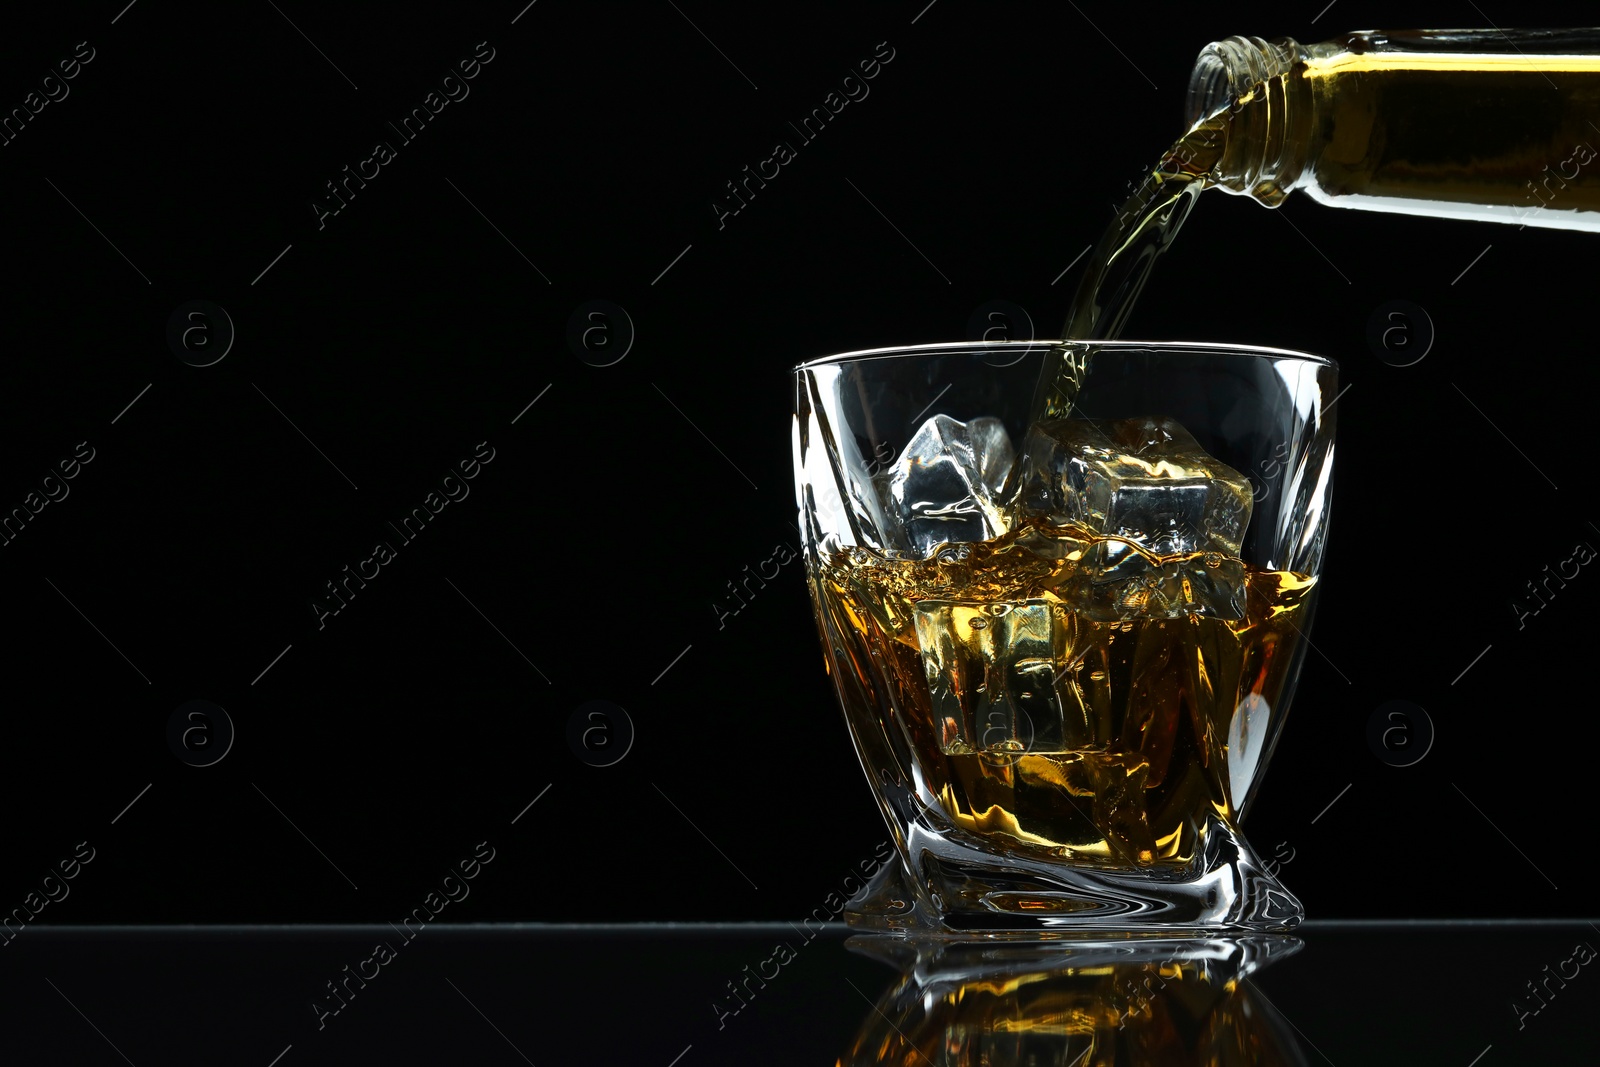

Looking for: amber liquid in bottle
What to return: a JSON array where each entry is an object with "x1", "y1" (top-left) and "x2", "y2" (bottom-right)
[
  {"x1": 1034, "y1": 31, "x2": 1600, "y2": 420},
  {"x1": 1286, "y1": 42, "x2": 1600, "y2": 224}
]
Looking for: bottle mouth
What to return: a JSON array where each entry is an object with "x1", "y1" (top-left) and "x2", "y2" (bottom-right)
[
  {"x1": 1184, "y1": 36, "x2": 1301, "y2": 126},
  {"x1": 1185, "y1": 51, "x2": 1233, "y2": 125}
]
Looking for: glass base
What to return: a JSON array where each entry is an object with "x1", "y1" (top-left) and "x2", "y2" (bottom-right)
[{"x1": 845, "y1": 815, "x2": 1303, "y2": 936}]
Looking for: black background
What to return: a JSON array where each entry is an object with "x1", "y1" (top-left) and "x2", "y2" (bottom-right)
[{"x1": 3, "y1": 0, "x2": 1596, "y2": 929}]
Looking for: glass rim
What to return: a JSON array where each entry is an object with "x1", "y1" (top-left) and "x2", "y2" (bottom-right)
[{"x1": 793, "y1": 339, "x2": 1339, "y2": 372}]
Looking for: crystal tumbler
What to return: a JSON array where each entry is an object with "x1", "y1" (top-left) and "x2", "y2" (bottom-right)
[{"x1": 793, "y1": 341, "x2": 1337, "y2": 933}]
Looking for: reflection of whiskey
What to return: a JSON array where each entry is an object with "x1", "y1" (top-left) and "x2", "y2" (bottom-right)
[
  {"x1": 819, "y1": 517, "x2": 1314, "y2": 867},
  {"x1": 837, "y1": 942, "x2": 1306, "y2": 1067}
]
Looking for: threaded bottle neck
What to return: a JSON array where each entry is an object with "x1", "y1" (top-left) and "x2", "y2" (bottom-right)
[
  {"x1": 1185, "y1": 36, "x2": 1301, "y2": 125},
  {"x1": 1185, "y1": 36, "x2": 1310, "y2": 205}
]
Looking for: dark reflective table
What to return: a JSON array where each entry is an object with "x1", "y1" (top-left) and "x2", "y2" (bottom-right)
[{"x1": 3, "y1": 921, "x2": 1593, "y2": 1063}]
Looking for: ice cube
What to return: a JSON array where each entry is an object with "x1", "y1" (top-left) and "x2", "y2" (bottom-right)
[
  {"x1": 1007, "y1": 416, "x2": 1253, "y2": 555},
  {"x1": 1071, "y1": 751, "x2": 1158, "y2": 865},
  {"x1": 1051, "y1": 542, "x2": 1249, "y2": 621},
  {"x1": 1008, "y1": 416, "x2": 1253, "y2": 620},
  {"x1": 912, "y1": 599, "x2": 1066, "y2": 757},
  {"x1": 879, "y1": 415, "x2": 1015, "y2": 558}
]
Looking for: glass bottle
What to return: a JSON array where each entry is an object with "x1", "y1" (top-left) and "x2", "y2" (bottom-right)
[{"x1": 1185, "y1": 28, "x2": 1600, "y2": 229}]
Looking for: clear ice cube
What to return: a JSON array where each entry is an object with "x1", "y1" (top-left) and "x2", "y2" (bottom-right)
[
  {"x1": 1008, "y1": 416, "x2": 1253, "y2": 555},
  {"x1": 880, "y1": 414, "x2": 1015, "y2": 559},
  {"x1": 1058, "y1": 546, "x2": 1249, "y2": 621},
  {"x1": 912, "y1": 599, "x2": 1065, "y2": 757},
  {"x1": 1008, "y1": 416, "x2": 1254, "y2": 620}
]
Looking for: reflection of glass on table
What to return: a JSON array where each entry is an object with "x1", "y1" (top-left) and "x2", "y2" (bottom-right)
[{"x1": 838, "y1": 936, "x2": 1308, "y2": 1066}]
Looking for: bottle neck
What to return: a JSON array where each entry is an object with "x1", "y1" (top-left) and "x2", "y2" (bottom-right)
[{"x1": 1185, "y1": 36, "x2": 1315, "y2": 206}]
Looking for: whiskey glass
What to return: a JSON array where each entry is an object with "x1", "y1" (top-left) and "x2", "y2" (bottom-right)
[{"x1": 793, "y1": 340, "x2": 1337, "y2": 933}]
